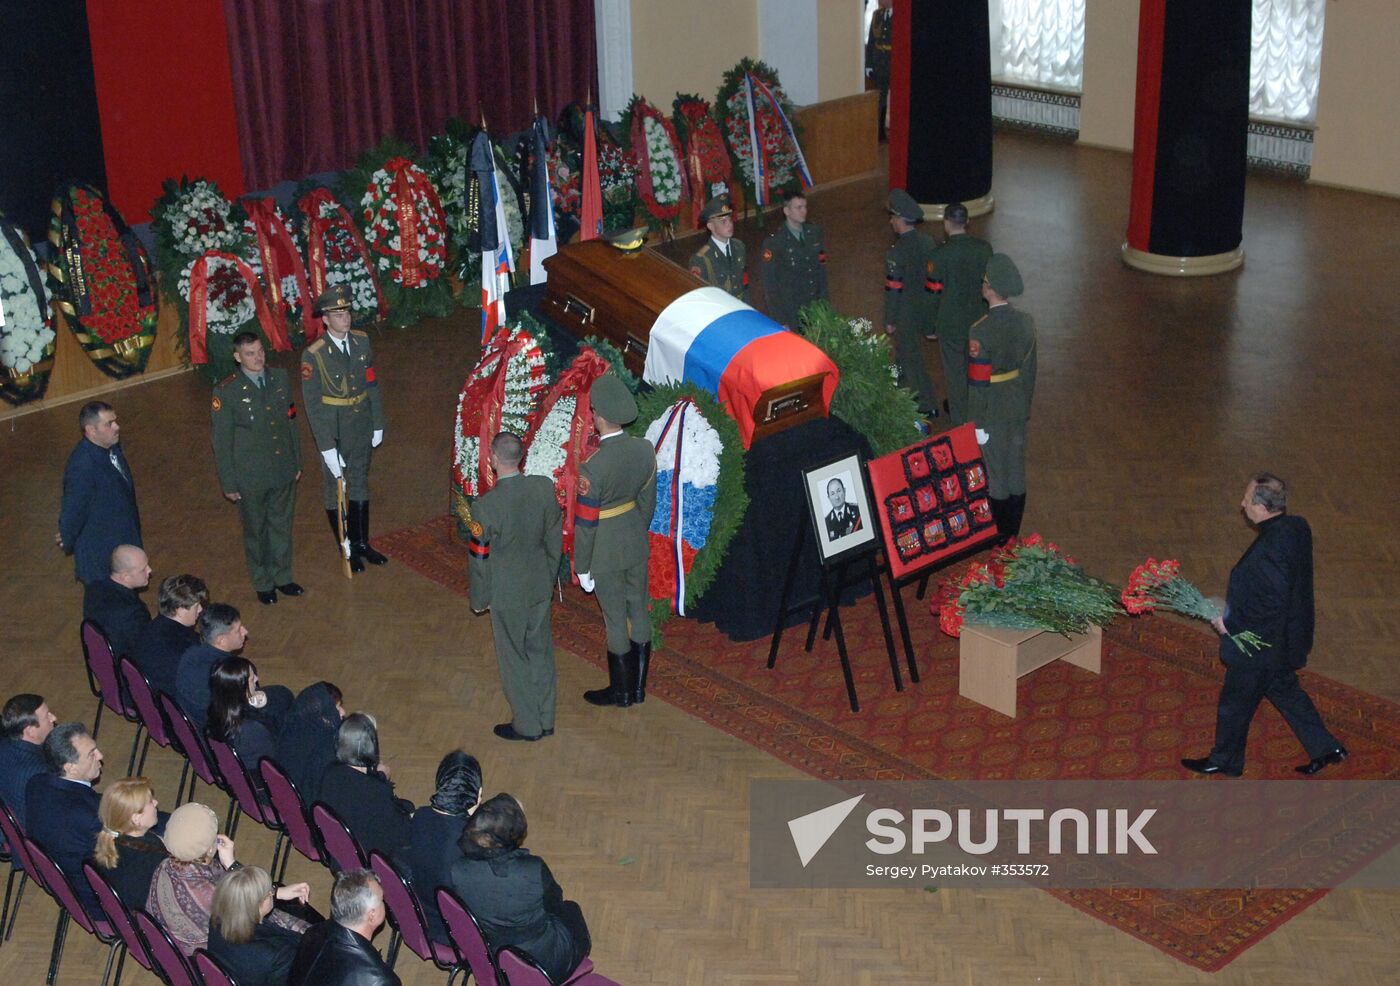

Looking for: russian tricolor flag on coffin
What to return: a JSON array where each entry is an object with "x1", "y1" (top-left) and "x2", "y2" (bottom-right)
[{"x1": 641, "y1": 287, "x2": 838, "y2": 447}]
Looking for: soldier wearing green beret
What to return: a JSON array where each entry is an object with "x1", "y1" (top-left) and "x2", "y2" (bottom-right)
[
  {"x1": 883, "y1": 189, "x2": 941, "y2": 418},
  {"x1": 212, "y1": 332, "x2": 304, "y2": 605},
  {"x1": 301, "y1": 284, "x2": 387, "y2": 573},
  {"x1": 469, "y1": 431, "x2": 563, "y2": 742},
  {"x1": 760, "y1": 190, "x2": 828, "y2": 328},
  {"x1": 689, "y1": 196, "x2": 749, "y2": 301},
  {"x1": 929, "y1": 201, "x2": 993, "y2": 426},
  {"x1": 966, "y1": 253, "x2": 1037, "y2": 542},
  {"x1": 574, "y1": 374, "x2": 657, "y2": 709}
]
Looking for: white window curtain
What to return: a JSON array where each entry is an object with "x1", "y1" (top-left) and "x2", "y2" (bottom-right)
[
  {"x1": 988, "y1": 0, "x2": 1085, "y2": 93},
  {"x1": 1250, "y1": 0, "x2": 1326, "y2": 125}
]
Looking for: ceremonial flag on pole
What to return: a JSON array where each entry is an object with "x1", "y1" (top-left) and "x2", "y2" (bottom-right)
[
  {"x1": 580, "y1": 103, "x2": 604, "y2": 241},
  {"x1": 470, "y1": 130, "x2": 514, "y2": 343},
  {"x1": 528, "y1": 114, "x2": 558, "y2": 285}
]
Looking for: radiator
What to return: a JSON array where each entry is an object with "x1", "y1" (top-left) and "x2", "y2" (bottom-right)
[
  {"x1": 991, "y1": 84, "x2": 1080, "y2": 138},
  {"x1": 1247, "y1": 121, "x2": 1313, "y2": 178}
]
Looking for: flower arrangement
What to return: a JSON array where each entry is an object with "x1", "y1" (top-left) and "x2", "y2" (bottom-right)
[
  {"x1": 547, "y1": 138, "x2": 582, "y2": 222},
  {"x1": 424, "y1": 123, "x2": 527, "y2": 291},
  {"x1": 1122, "y1": 558, "x2": 1270, "y2": 655},
  {"x1": 625, "y1": 96, "x2": 689, "y2": 227},
  {"x1": 46, "y1": 184, "x2": 159, "y2": 379},
  {"x1": 798, "y1": 302, "x2": 922, "y2": 456},
  {"x1": 596, "y1": 132, "x2": 641, "y2": 233},
  {"x1": 935, "y1": 535, "x2": 1122, "y2": 638},
  {"x1": 715, "y1": 58, "x2": 803, "y2": 202},
  {"x1": 243, "y1": 199, "x2": 314, "y2": 346},
  {"x1": 297, "y1": 187, "x2": 383, "y2": 328},
  {"x1": 0, "y1": 217, "x2": 56, "y2": 404},
  {"x1": 631, "y1": 382, "x2": 748, "y2": 638},
  {"x1": 673, "y1": 94, "x2": 733, "y2": 223}
]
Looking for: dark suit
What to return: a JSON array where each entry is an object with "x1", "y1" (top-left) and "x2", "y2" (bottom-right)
[
  {"x1": 318, "y1": 762, "x2": 413, "y2": 862},
  {"x1": 134, "y1": 616, "x2": 199, "y2": 702},
  {"x1": 59, "y1": 438, "x2": 141, "y2": 584},
  {"x1": 208, "y1": 916, "x2": 305, "y2": 986},
  {"x1": 0, "y1": 738, "x2": 47, "y2": 831},
  {"x1": 25, "y1": 773, "x2": 102, "y2": 911},
  {"x1": 1207, "y1": 514, "x2": 1340, "y2": 772},
  {"x1": 175, "y1": 643, "x2": 228, "y2": 729},
  {"x1": 83, "y1": 578, "x2": 150, "y2": 659},
  {"x1": 288, "y1": 919, "x2": 400, "y2": 986},
  {"x1": 824, "y1": 503, "x2": 862, "y2": 541}
]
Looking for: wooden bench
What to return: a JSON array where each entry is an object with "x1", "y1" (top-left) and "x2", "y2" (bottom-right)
[{"x1": 958, "y1": 625, "x2": 1102, "y2": 718}]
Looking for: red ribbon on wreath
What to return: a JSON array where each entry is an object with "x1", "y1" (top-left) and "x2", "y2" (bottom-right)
[
  {"x1": 245, "y1": 198, "x2": 310, "y2": 346},
  {"x1": 382, "y1": 157, "x2": 446, "y2": 288},
  {"x1": 298, "y1": 188, "x2": 387, "y2": 321},
  {"x1": 629, "y1": 100, "x2": 690, "y2": 223},
  {"x1": 676, "y1": 99, "x2": 733, "y2": 227},
  {"x1": 186, "y1": 250, "x2": 281, "y2": 364}
]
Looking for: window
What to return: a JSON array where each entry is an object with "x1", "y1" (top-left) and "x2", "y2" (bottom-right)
[
  {"x1": 989, "y1": 0, "x2": 1086, "y2": 93},
  {"x1": 1250, "y1": 0, "x2": 1326, "y2": 125}
]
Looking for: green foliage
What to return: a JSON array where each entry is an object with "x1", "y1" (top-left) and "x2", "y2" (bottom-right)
[
  {"x1": 582, "y1": 336, "x2": 640, "y2": 392},
  {"x1": 628, "y1": 382, "x2": 749, "y2": 640},
  {"x1": 797, "y1": 301, "x2": 922, "y2": 457}
]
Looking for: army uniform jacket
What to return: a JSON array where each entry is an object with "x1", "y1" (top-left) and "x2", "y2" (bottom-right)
[
  {"x1": 211, "y1": 368, "x2": 302, "y2": 494},
  {"x1": 573, "y1": 433, "x2": 657, "y2": 576},
  {"x1": 966, "y1": 305, "x2": 1038, "y2": 429},
  {"x1": 468, "y1": 474, "x2": 563, "y2": 613},
  {"x1": 930, "y1": 233, "x2": 993, "y2": 345},
  {"x1": 300, "y1": 331, "x2": 384, "y2": 453},
  {"x1": 866, "y1": 8, "x2": 893, "y2": 85},
  {"x1": 883, "y1": 229, "x2": 938, "y2": 332},
  {"x1": 689, "y1": 239, "x2": 749, "y2": 301},
  {"x1": 760, "y1": 223, "x2": 829, "y2": 327}
]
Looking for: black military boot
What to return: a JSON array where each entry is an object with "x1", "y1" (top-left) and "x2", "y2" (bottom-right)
[
  {"x1": 352, "y1": 501, "x2": 388, "y2": 566},
  {"x1": 343, "y1": 505, "x2": 366, "y2": 573},
  {"x1": 632, "y1": 640, "x2": 652, "y2": 704},
  {"x1": 1005, "y1": 494, "x2": 1027, "y2": 540},
  {"x1": 989, "y1": 497, "x2": 1012, "y2": 545},
  {"x1": 584, "y1": 651, "x2": 633, "y2": 708}
]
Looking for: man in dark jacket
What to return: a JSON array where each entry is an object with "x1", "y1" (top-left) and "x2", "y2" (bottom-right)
[
  {"x1": 56, "y1": 401, "x2": 142, "y2": 584},
  {"x1": 175, "y1": 603, "x2": 248, "y2": 728},
  {"x1": 289, "y1": 868, "x2": 399, "y2": 986},
  {"x1": 0, "y1": 694, "x2": 58, "y2": 831},
  {"x1": 133, "y1": 574, "x2": 207, "y2": 701},
  {"x1": 1182, "y1": 474, "x2": 1347, "y2": 777},
  {"x1": 25, "y1": 723, "x2": 104, "y2": 882},
  {"x1": 82, "y1": 544, "x2": 151, "y2": 659}
]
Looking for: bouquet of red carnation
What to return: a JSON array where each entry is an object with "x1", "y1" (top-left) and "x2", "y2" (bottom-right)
[{"x1": 1122, "y1": 558, "x2": 1270, "y2": 655}]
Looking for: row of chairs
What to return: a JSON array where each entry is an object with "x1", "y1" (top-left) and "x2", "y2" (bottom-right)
[{"x1": 66, "y1": 617, "x2": 618, "y2": 985}]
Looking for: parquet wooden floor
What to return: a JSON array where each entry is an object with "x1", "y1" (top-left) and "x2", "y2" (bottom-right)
[{"x1": 2, "y1": 132, "x2": 1398, "y2": 984}]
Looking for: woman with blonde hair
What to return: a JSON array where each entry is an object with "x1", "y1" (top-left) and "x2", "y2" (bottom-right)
[
  {"x1": 92, "y1": 777, "x2": 167, "y2": 908},
  {"x1": 207, "y1": 865, "x2": 312, "y2": 986}
]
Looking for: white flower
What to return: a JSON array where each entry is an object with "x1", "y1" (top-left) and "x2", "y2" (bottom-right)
[
  {"x1": 0, "y1": 229, "x2": 55, "y2": 371},
  {"x1": 523, "y1": 395, "x2": 576, "y2": 482},
  {"x1": 646, "y1": 402, "x2": 722, "y2": 487}
]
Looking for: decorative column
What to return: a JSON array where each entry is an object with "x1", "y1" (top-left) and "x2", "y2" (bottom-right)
[
  {"x1": 1122, "y1": 0, "x2": 1251, "y2": 275},
  {"x1": 888, "y1": 0, "x2": 994, "y2": 219}
]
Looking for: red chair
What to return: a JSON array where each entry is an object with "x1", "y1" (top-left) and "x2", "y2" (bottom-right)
[
  {"x1": 81, "y1": 619, "x2": 143, "y2": 771},
  {"x1": 259, "y1": 757, "x2": 322, "y2": 881},
  {"x1": 369, "y1": 850, "x2": 464, "y2": 981},
  {"x1": 311, "y1": 801, "x2": 367, "y2": 874},
  {"x1": 84, "y1": 861, "x2": 154, "y2": 980},
  {"x1": 193, "y1": 948, "x2": 238, "y2": 985},
  {"x1": 497, "y1": 945, "x2": 617, "y2": 986},
  {"x1": 436, "y1": 887, "x2": 500, "y2": 986},
  {"x1": 134, "y1": 907, "x2": 198, "y2": 986},
  {"x1": 0, "y1": 799, "x2": 37, "y2": 943},
  {"x1": 206, "y1": 733, "x2": 279, "y2": 864},
  {"x1": 23, "y1": 837, "x2": 123, "y2": 986},
  {"x1": 159, "y1": 692, "x2": 223, "y2": 807},
  {"x1": 118, "y1": 658, "x2": 175, "y2": 776}
]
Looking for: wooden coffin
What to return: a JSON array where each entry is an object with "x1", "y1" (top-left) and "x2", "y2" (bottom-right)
[{"x1": 540, "y1": 241, "x2": 836, "y2": 446}]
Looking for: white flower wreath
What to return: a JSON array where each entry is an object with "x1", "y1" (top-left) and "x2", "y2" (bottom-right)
[{"x1": 0, "y1": 233, "x2": 55, "y2": 373}]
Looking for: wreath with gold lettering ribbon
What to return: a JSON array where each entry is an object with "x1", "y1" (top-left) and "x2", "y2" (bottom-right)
[
  {"x1": 297, "y1": 187, "x2": 385, "y2": 329},
  {"x1": 357, "y1": 154, "x2": 454, "y2": 327},
  {"x1": 245, "y1": 198, "x2": 317, "y2": 345},
  {"x1": 184, "y1": 250, "x2": 285, "y2": 372},
  {"x1": 45, "y1": 184, "x2": 158, "y2": 380},
  {"x1": 0, "y1": 215, "x2": 56, "y2": 405}
]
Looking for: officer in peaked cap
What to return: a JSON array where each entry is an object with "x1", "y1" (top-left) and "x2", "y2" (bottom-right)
[
  {"x1": 967, "y1": 252, "x2": 1036, "y2": 543},
  {"x1": 690, "y1": 195, "x2": 748, "y2": 301},
  {"x1": 301, "y1": 282, "x2": 387, "y2": 572},
  {"x1": 573, "y1": 373, "x2": 657, "y2": 710},
  {"x1": 883, "y1": 189, "x2": 940, "y2": 417}
]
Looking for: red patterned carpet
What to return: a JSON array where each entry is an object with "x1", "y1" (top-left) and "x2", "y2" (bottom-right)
[{"x1": 380, "y1": 516, "x2": 1400, "y2": 972}]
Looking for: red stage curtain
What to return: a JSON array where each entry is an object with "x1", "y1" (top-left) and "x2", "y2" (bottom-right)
[{"x1": 222, "y1": 0, "x2": 597, "y2": 190}]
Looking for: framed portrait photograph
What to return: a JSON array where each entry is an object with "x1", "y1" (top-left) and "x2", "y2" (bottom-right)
[{"x1": 802, "y1": 453, "x2": 878, "y2": 566}]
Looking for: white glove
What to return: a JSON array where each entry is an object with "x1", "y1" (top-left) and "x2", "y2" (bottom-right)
[
  {"x1": 321, "y1": 449, "x2": 344, "y2": 478},
  {"x1": 577, "y1": 572, "x2": 595, "y2": 593},
  {"x1": 372, "y1": 429, "x2": 383, "y2": 448},
  {"x1": 975, "y1": 428, "x2": 990, "y2": 446}
]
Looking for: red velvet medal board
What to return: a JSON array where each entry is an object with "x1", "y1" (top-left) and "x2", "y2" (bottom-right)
[{"x1": 867, "y1": 424, "x2": 999, "y2": 580}]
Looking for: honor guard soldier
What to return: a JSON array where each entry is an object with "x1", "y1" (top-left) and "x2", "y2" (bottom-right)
[
  {"x1": 966, "y1": 254, "x2": 1037, "y2": 542},
  {"x1": 301, "y1": 284, "x2": 387, "y2": 573},
  {"x1": 212, "y1": 332, "x2": 304, "y2": 604},
  {"x1": 760, "y1": 190, "x2": 829, "y2": 328},
  {"x1": 468, "y1": 432, "x2": 563, "y2": 742},
  {"x1": 865, "y1": 0, "x2": 894, "y2": 140},
  {"x1": 574, "y1": 374, "x2": 657, "y2": 709},
  {"x1": 883, "y1": 189, "x2": 941, "y2": 418},
  {"x1": 689, "y1": 195, "x2": 749, "y2": 301},
  {"x1": 929, "y1": 201, "x2": 993, "y2": 425}
]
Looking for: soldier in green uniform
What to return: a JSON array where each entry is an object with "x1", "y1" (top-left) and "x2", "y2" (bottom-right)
[
  {"x1": 689, "y1": 196, "x2": 749, "y2": 301},
  {"x1": 929, "y1": 201, "x2": 993, "y2": 426},
  {"x1": 468, "y1": 432, "x2": 563, "y2": 742},
  {"x1": 760, "y1": 190, "x2": 828, "y2": 328},
  {"x1": 212, "y1": 332, "x2": 304, "y2": 605},
  {"x1": 865, "y1": 0, "x2": 894, "y2": 140},
  {"x1": 966, "y1": 254, "x2": 1037, "y2": 542},
  {"x1": 300, "y1": 284, "x2": 387, "y2": 573},
  {"x1": 883, "y1": 189, "x2": 940, "y2": 418},
  {"x1": 574, "y1": 374, "x2": 657, "y2": 709}
]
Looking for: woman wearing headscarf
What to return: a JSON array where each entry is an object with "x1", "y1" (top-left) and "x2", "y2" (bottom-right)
[
  {"x1": 273, "y1": 681, "x2": 343, "y2": 802},
  {"x1": 92, "y1": 777, "x2": 167, "y2": 908},
  {"x1": 146, "y1": 802, "x2": 310, "y2": 955},
  {"x1": 406, "y1": 751, "x2": 482, "y2": 943},
  {"x1": 207, "y1": 865, "x2": 314, "y2": 986},
  {"x1": 317, "y1": 712, "x2": 415, "y2": 861}
]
